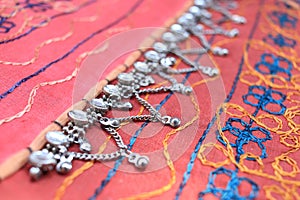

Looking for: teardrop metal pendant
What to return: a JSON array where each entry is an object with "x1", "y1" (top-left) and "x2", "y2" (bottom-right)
[
  {"x1": 90, "y1": 98, "x2": 109, "y2": 112},
  {"x1": 68, "y1": 110, "x2": 89, "y2": 125},
  {"x1": 46, "y1": 131, "x2": 69, "y2": 146}
]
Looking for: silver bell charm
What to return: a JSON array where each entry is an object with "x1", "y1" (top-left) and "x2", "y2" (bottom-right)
[
  {"x1": 29, "y1": 150, "x2": 57, "y2": 180},
  {"x1": 227, "y1": 28, "x2": 239, "y2": 38},
  {"x1": 79, "y1": 139, "x2": 92, "y2": 153},
  {"x1": 232, "y1": 14, "x2": 246, "y2": 24},
  {"x1": 161, "y1": 116, "x2": 181, "y2": 128},
  {"x1": 128, "y1": 153, "x2": 149, "y2": 169},
  {"x1": 212, "y1": 46, "x2": 229, "y2": 56},
  {"x1": 160, "y1": 57, "x2": 177, "y2": 68}
]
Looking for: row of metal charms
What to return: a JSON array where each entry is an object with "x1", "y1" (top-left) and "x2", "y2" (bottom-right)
[{"x1": 28, "y1": 0, "x2": 246, "y2": 180}]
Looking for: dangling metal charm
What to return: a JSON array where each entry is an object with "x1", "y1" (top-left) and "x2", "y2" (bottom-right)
[
  {"x1": 29, "y1": 150, "x2": 57, "y2": 180},
  {"x1": 127, "y1": 153, "x2": 150, "y2": 169}
]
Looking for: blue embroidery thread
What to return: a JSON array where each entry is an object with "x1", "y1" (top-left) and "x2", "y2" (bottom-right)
[
  {"x1": 263, "y1": 34, "x2": 296, "y2": 48},
  {"x1": 254, "y1": 53, "x2": 292, "y2": 81},
  {"x1": 198, "y1": 167, "x2": 259, "y2": 200},
  {"x1": 0, "y1": 16, "x2": 15, "y2": 33}
]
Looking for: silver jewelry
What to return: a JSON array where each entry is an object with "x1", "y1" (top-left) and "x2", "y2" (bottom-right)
[{"x1": 28, "y1": 0, "x2": 246, "y2": 180}]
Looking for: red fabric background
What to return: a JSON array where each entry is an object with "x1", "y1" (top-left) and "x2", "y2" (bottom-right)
[{"x1": 0, "y1": 0, "x2": 299, "y2": 199}]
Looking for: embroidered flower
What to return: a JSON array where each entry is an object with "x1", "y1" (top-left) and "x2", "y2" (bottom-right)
[
  {"x1": 269, "y1": 11, "x2": 297, "y2": 29},
  {"x1": 243, "y1": 85, "x2": 286, "y2": 115},
  {"x1": 199, "y1": 167, "x2": 259, "y2": 200},
  {"x1": 255, "y1": 53, "x2": 292, "y2": 81},
  {"x1": 263, "y1": 34, "x2": 296, "y2": 48},
  {"x1": 217, "y1": 117, "x2": 271, "y2": 159}
]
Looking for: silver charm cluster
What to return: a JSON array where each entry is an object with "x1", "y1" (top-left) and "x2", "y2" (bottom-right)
[{"x1": 28, "y1": 0, "x2": 245, "y2": 180}]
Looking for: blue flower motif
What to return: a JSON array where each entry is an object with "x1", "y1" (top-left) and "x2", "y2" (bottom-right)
[
  {"x1": 0, "y1": 16, "x2": 15, "y2": 33},
  {"x1": 263, "y1": 33, "x2": 296, "y2": 48},
  {"x1": 255, "y1": 53, "x2": 292, "y2": 81},
  {"x1": 199, "y1": 167, "x2": 259, "y2": 200},
  {"x1": 269, "y1": 11, "x2": 297, "y2": 29},
  {"x1": 217, "y1": 118, "x2": 271, "y2": 160},
  {"x1": 243, "y1": 85, "x2": 286, "y2": 115}
]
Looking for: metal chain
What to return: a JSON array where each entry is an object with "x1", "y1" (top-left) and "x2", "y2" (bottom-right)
[
  {"x1": 138, "y1": 86, "x2": 172, "y2": 94},
  {"x1": 114, "y1": 115, "x2": 155, "y2": 123},
  {"x1": 71, "y1": 149, "x2": 124, "y2": 162},
  {"x1": 133, "y1": 91, "x2": 161, "y2": 120},
  {"x1": 167, "y1": 67, "x2": 199, "y2": 74},
  {"x1": 180, "y1": 48, "x2": 207, "y2": 55},
  {"x1": 157, "y1": 71, "x2": 178, "y2": 85},
  {"x1": 103, "y1": 127, "x2": 127, "y2": 149},
  {"x1": 173, "y1": 50, "x2": 199, "y2": 68}
]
